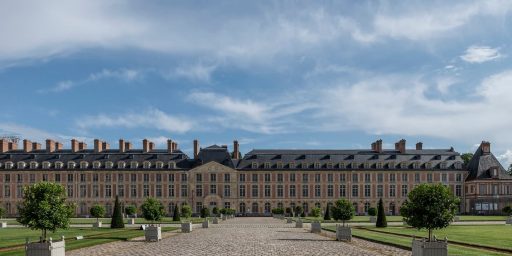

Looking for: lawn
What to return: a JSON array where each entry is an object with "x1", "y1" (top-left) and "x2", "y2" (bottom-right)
[
  {"x1": 299, "y1": 215, "x2": 507, "y2": 223},
  {"x1": 1, "y1": 217, "x2": 205, "y2": 225},
  {"x1": 0, "y1": 227, "x2": 177, "y2": 256},
  {"x1": 323, "y1": 226, "x2": 510, "y2": 256}
]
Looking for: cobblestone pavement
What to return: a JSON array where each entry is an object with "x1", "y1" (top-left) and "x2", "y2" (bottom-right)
[{"x1": 68, "y1": 217, "x2": 411, "y2": 256}]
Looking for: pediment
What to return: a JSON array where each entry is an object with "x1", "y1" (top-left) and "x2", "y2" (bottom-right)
[{"x1": 189, "y1": 161, "x2": 237, "y2": 174}]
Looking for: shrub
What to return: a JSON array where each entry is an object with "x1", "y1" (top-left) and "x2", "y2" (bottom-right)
[
  {"x1": 90, "y1": 204, "x2": 105, "y2": 222},
  {"x1": 219, "y1": 208, "x2": 227, "y2": 215},
  {"x1": 271, "y1": 208, "x2": 284, "y2": 214},
  {"x1": 181, "y1": 204, "x2": 192, "y2": 218},
  {"x1": 503, "y1": 205, "x2": 512, "y2": 216},
  {"x1": 324, "y1": 204, "x2": 331, "y2": 220},
  {"x1": 294, "y1": 206, "x2": 303, "y2": 217},
  {"x1": 400, "y1": 183, "x2": 459, "y2": 241},
  {"x1": 0, "y1": 207, "x2": 5, "y2": 219},
  {"x1": 368, "y1": 207, "x2": 377, "y2": 217},
  {"x1": 212, "y1": 207, "x2": 219, "y2": 215},
  {"x1": 17, "y1": 182, "x2": 73, "y2": 241},
  {"x1": 124, "y1": 205, "x2": 137, "y2": 217},
  {"x1": 226, "y1": 208, "x2": 235, "y2": 215},
  {"x1": 200, "y1": 207, "x2": 210, "y2": 218},
  {"x1": 173, "y1": 206, "x2": 181, "y2": 221},
  {"x1": 285, "y1": 207, "x2": 292, "y2": 216},
  {"x1": 111, "y1": 196, "x2": 125, "y2": 228},
  {"x1": 311, "y1": 207, "x2": 321, "y2": 217},
  {"x1": 376, "y1": 198, "x2": 387, "y2": 228},
  {"x1": 141, "y1": 198, "x2": 165, "y2": 224},
  {"x1": 332, "y1": 199, "x2": 354, "y2": 226}
]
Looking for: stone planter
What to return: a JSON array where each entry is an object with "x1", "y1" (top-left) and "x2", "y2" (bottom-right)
[
  {"x1": 336, "y1": 225, "x2": 352, "y2": 242},
  {"x1": 25, "y1": 237, "x2": 65, "y2": 256},
  {"x1": 506, "y1": 217, "x2": 512, "y2": 224},
  {"x1": 311, "y1": 221, "x2": 321, "y2": 233},
  {"x1": 453, "y1": 216, "x2": 460, "y2": 222},
  {"x1": 92, "y1": 221, "x2": 102, "y2": 228},
  {"x1": 295, "y1": 218, "x2": 303, "y2": 228},
  {"x1": 144, "y1": 226, "x2": 162, "y2": 242},
  {"x1": 181, "y1": 222, "x2": 192, "y2": 233},
  {"x1": 1, "y1": 222, "x2": 7, "y2": 228},
  {"x1": 287, "y1": 217, "x2": 293, "y2": 223},
  {"x1": 130, "y1": 218, "x2": 135, "y2": 225},
  {"x1": 279, "y1": 215, "x2": 285, "y2": 220},
  {"x1": 412, "y1": 238, "x2": 448, "y2": 256},
  {"x1": 369, "y1": 216, "x2": 377, "y2": 223},
  {"x1": 213, "y1": 217, "x2": 219, "y2": 224},
  {"x1": 222, "y1": 215, "x2": 227, "y2": 221},
  {"x1": 202, "y1": 220, "x2": 210, "y2": 228}
]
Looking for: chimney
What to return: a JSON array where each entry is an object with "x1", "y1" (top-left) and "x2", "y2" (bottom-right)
[
  {"x1": 23, "y1": 139, "x2": 33, "y2": 153},
  {"x1": 371, "y1": 142, "x2": 376, "y2": 151},
  {"x1": 481, "y1": 141, "x2": 491, "y2": 154},
  {"x1": 125, "y1": 141, "x2": 132, "y2": 151},
  {"x1": 56, "y1": 142, "x2": 63, "y2": 151},
  {"x1": 150, "y1": 142, "x2": 155, "y2": 151},
  {"x1": 78, "y1": 142, "x2": 87, "y2": 151},
  {"x1": 102, "y1": 142, "x2": 110, "y2": 150},
  {"x1": 376, "y1": 139, "x2": 383, "y2": 153},
  {"x1": 172, "y1": 142, "x2": 178, "y2": 151},
  {"x1": 193, "y1": 139, "x2": 199, "y2": 159},
  {"x1": 32, "y1": 142, "x2": 41, "y2": 150},
  {"x1": 233, "y1": 140, "x2": 240, "y2": 160},
  {"x1": 0, "y1": 139, "x2": 8, "y2": 153},
  {"x1": 142, "y1": 139, "x2": 151, "y2": 153},
  {"x1": 71, "y1": 139, "x2": 79, "y2": 152},
  {"x1": 46, "y1": 139, "x2": 56, "y2": 152},
  {"x1": 395, "y1": 139, "x2": 406, "y2": 153},
  {"x1": 167, "y1": 139, "x2": 173, "y2": 153},
  {"x1": 94, "y1": 139, "x2": 103, "y2": 153},
  {"x1": 119, "y1": 139, "x2": 125, "y2": 152},
  {"x1": 416, "y1": 142, "x2": 423, "y2": 150},
  {"x1": 8, "y1": 141, "x2": 17, "y2": 150}
]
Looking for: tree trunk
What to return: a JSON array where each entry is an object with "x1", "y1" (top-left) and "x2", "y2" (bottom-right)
[{"x1": 428, "y1": 229, "x2": 432, "y2": 241}]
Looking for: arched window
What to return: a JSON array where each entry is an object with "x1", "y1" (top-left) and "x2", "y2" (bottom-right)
[
  {"x1": 364, "y1": 202, "x2": 371, "y2": 213},
  {"x1": 168, "y1": 202, "x2": 175, "y2": 215},
  {"x1": 55, "y1": 161, "x2": 63, "y2": 169},
  {"x1": 67, "y1": 161, "x2": 76, "y2": 169},
  {"x1": 143, "y1": 161, "x2": 151, "y2": 169},
  {"x1": 42, "y1": 161, "x2": 51, "y2": 169},
  {"x1": 264, "y1": 202, "x2": 271, "y2": 213},
  {"x1": 29, "y1": 161, "x2": 38, "y2": 169},
  {"x1": 117, "y1": 161, "x2": 126, "y2": 169},
  {"x1": 80, "y1": 161, "x2": 89, "y2": 169},
  {"x1": 239, "y1": 202, "x2": 246, "y2": 213},
  {"x1": 168, "y1": 161, "x2": 176, "y2": 169},
  {"x1": 251, "y1": 202, "x2": 259, "y2": 213},
  {"x1": 302, "y1": 202, "x2": 309, "y2": 215},
  {"x1": 156, "y1": 161, "x2": 164, "y2": 169},
  {"x1": 93, "y1": 161, "x2": 101, "y2": 169},
  {"x1": 130, "y1": 161, "x2": 138, "y2": 169},
  {"x1": 17, "y1": 161, "x2": 26, "y2": 169},
  {"x1": 5, "y1": 161, "x2": 13, "y2": 169},
  {"x1": 105, "y1": 161, "x2": 113, "y2": 169}
]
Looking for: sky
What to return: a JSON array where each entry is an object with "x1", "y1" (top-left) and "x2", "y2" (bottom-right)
[{"x1": 1, "y1": 0, "x2": 512, "y2": 167}]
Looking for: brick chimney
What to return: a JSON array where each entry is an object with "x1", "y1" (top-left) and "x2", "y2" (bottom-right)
[
  {"x1": 125, "y1": 141, "x2": 132, "y2": 151},
  {"x1": 94, "y1": 139, "x2": 103, "y2": 153},
  {"x1": 0, "y1": 139, "x2": 9, "y2": 153},
  {"x1": 167, "y1": 139, "x2": 173, "y2": 153},
  {"x1": 233, "y1": 140, "x2": 240, "y2": 160},
  {"x1": 481, "y1": 141, "x2": 491, "y2": 154},
  {"x1": 416, "y1": 142, "x2": 423, "y2": 150},
  {"x1": 56, "y1": 142, "x2": 63, "y2": 151},
  {"x1": 371, "y1": 142, "x2": 376, "y2": 151},
  {"x1": 119, "y1": 139, "x2": 125, "y2": 152},
  {"x1": 193, "y1": 139, "x2": 199, "y2": 159},
  {"x1": 71, "y1": 139, "x2": 79, "y2": 152},
  {"x1": 149, "y1": 142, "x2": 155, "y2": 151},
  {"x1": 23, "y1": 139, "x2": 33, "y2": 153},
  {"x1": 395, "y1": 139, "x2": 406, "y2": 153},
  {"x1": 142, "y1": 139, "x2": 151, "y2": 153},
  {"x1": 102, "y1": 142, "x2": 110, "y2": 150},
  {"x1": 78, "y1": 142, "x2": 87, "y2": 151},
  {"x1": 172, "y1": 142, "x2": 178, "y2": 151},
  {"x1": 32, "y1": 142, "x2": 41, "y2": 150},
  {"x1": 8, "y1": 141, "x2": 17, "y2": 150},
  {"x1": 376, "y1": 139, "x2": 383, "y2": 153}
]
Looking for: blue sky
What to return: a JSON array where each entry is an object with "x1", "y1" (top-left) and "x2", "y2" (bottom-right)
[{"x1": 1, "y1": 0, "x2": 512, "y2": 166}]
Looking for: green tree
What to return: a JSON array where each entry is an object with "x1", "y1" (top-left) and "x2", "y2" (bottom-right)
[
  {"x1": 311, "y1": 207, "x2": 321, "y2": 217},
  {"x1": 368, "y1": 207, "x2": 377, "y2": 216},
  {"x1": 124, "y1": 205, "x2": 137, "y2": 217},
  {"x1": 0, "y1": 207, "x2": 5, "y2": 219},
  {"x1": 90, "y1": 204, "x2": 105, "y2": 223},
  {"x1": 200, "y1": 207, "x2": 210, "y2": 218},
  {"x1": 141, "y1": 198, "x2": 165, "y2": 224},
  {"x1": 172, "y1": 206, "x2": 181, "y2": 221},
  {"x1": 294, "y1": 205, "x2": 303, "y2": 217},
  {"x1": 219, "y1": 208, "x2": 227, "y2": 215},
  {"x1": 212, "y1": 207, "x2": 219, "y2": 216},
  {"x1": 285, "y1": 207, "x2": 292, "y2": 216},
  {"x1": 110, "y1": 196, "x2": 125, "y2": 228},
  {"x1": 181, "y1": 204, "x2": 192, "y2": 218},
  {"x1": 376, "y1": 198, "x2": 387, "y2": 227},
  {"x1": 461, "y1": 153, "x2": 473, "y2": 165},
  {"x1": 503, "y1": 205, "x2": 512, "y2": 216},
  {"x1": 400, "y1": 183, "x2": 459, "y2": 241},
  {"x1": 331, "y1": 199, "x2": 354, "y2": 226},
  {"x1": 323, "y1": 204, "x2": 331, "y2": 220},
  {"x1": 17, "y1": 182, "x2": 73, "y2": 242}
]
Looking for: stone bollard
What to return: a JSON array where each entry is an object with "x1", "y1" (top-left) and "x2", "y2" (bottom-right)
[
  {"x1": 181, "y1": 222, "x2": 193, "y2": 233},
  {"x1": 222, "y1": 215, "x2": 227, "y2": 221},
  {"x1": 130, "y1": 218, "x2": 135, "y2": 225},
  {"x1": 93, "y1": 221, "x2": 102, "y2": 228},
  {"x1": 213, "y1": 217, "x2": 219, "y2": 224},
  {"x1": 1, "y1": 222, "x2": 7, "y2": 228},
  {"x1": 335, "y1": 224, "x2": 352, "y2": 241},
  {"x1": 295, "y1": 218, "x2": 303, "y2": 228},
  {"x1": 506, "y1": 217, "x2": 512, "y2": 224},
  {"x1": 202, "y1": 220, "x2": 210, "y2": 228},
  {"x1": 311, "y1": 221, "x2": 321, "y2": 233}
]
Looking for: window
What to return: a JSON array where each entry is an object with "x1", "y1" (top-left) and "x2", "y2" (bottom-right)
[
  {"x1": 80, "y1": 185, "x2": 87, "y2": 197},
  {"x1": 67, "y1": 185, "x2": 73, "y2": 197},
  {"x1": 289, "y1": 162, "x2": 296, "y2": 169},
  {"x1": 143, "y1": 161, "x2": 151, "y2": 169},
  {"x1": 377, "y1": 185, "x2": 383, "y2": 197},
  {"x1": 377, "y1": 163, "x2": 383, "y2": 169},
  {"x1": 168, "y1": 161, "x2": 176, "y2": 169},
  {"x1": 93, "y1": 161, "x2": 101, "y2": 169},
  {"x1": 276, "y1": 162, "x2": 283, "y2": 169},
  {"x1": 302, "y1": 162, "x2": 308, "y2": 169},
  {"x1": 389, "y1": 185, "x2": 396, "y2": 197},
  {"x1": 55, "y1": 161, "x2": 63, "y2": 169},
  {"x1": 209, "y1": 173, "x2": 216, "y2": 182},
  {"x1": 67, "y1": 174, "x2": 73, "y2": 182},
  {"x1": 224, "y1": 185, "x2": 231, "y2": 197},
  {"x1": 339, "y1": 162, "x2": 345, "y2": 169},
  {"x1": 67, "y1": 161, "x2": 76, "y2": 169},
  {"x1": 29, "y1": 174, "x2": 35, "y2": 183},
  {"x1": 54, "y1": 174, "x2": 60, "y2": 182},
  {"x1": 339, "y1": 185, "x2": 346, "y2": 197},
  {"x1": 352, "y1": 173, "x2": 358, "y2": 183},
  {"x1": 131, "y1": 174, "x2": 137, "y2": 182},
  {"x1": 315, "y1": 185, "x2": 321, "y2": 197},
  {"x1": 264, "y1": 173, "x2": 271, "y2": 182},
  {"x1": 264, "y1": 185, "x2": 271, "y2": 197},
  {"x1": 315, "y1": 173, "x2": 321, "y2": 183},
  {"x1": 277, "y1": 184, "x2": 283, "y2": 197},
  {"x1": 289, "y1": 185, "x2": 296, "y2": 197},
  {"x1": 196, "y1": 184, "x2": 202, "y2": 197},
  {"x1": 315, "y1": 162, "x2": 321, "y2": 169},
  {"x1": 168, "y1": 184, "x2": 175, "y2": 197},
  {"x1": 327, "y1": 184, "x2": 334, "y2": 197},
  {"x1": 5, "y1": 162, "x2": 13, "y2": 169},
  {"x1": 340, "y1": 173, "x2": 346, "y2": 182},
  {"x1": 131, "y1": 184, "x2": 137, "y2": 197},
  {"x1": 277, "y1": 173, "x2": 283, "y2": 182},
  {"x1": 210, "y1": 184, "x2": 217, "y2": 195},
  {"x1": 327, "y1": 162, "x2": 333, "y2": 169},
  {"x1": 455, "y1": 185, "x2": 462, "y2": 197},
  {"x1": 80, "y1": 161, "x2": 88, "y2": 169},
  {"x1": 105, "y1": 174, "x2": 112, "y2": 183},
  {"x1": 105, "y1": 184, "x2": 112, "y2": 198},
  {"x1": 352, "y1": 185, "x2": 359, "y2": 197},
  {"x1": 168, "y1": 173, "x2": 175, "y2": 182},
  {"x1": 17, "y1": 185, "x2": 24, "y2": 198},
  {"x1": 442, "y1": 173, "x2": 448, "y2": 183},
  {"x1": 290, "y1": 173, "x2": 296, "y2": 182},
  {"x1": 440, "y1": 162, "x2": 447, "y2": 169},
  {"x1": 4, "y1": 185, "x2": 10, "y2": 197},
  {"x1": 252, "y1": 184, "x2": 259, "y2": 197},
  {"x1": 302, "y1": 174, "x2": 309, "y2": 183},
  {"x1": 427, "y1": 173, "x2": 433, "y2": 183},
  {"x1": 30, "y1": 161, "x2": 38, "y2": 169},
  {"x1": 93, "y1": 185, "x2": 99, "y2": 197},
  {"x1": 327, "y1": 173, "x2": 333, "y2": 183},
  {"x1": 239, "y1": 174, "x2": 245, "y2": 182},
  {"x1": 117, "y1": 185, "x2": 124, "y2": 197},
  {"x1": 415, "y1": 173, "x2": 420, "y2": 183},
  {"x1": 143, "y1": 174, "x2": 149, "y2": 183},
  {"x1": 389, "y1": 173, "x2": 396, "y2": 183},
  {"x1": 181, "y1": 173, "x2": 187, "y2": 182},
  {"x1": 401, "y1": 185, "x2": 408, "y2": 197},
  {"x1": 252, "y1": 174, "x2": 258, "y2": 182},
  {"x1": 302, "y1": 185, "x2": 309, "y2": 197},
  {"x1": 456, "y1": 173, "x2": 462, "y2": 182},
  {"x1": 252, "y1": 162, "x2": 258, "y2": 169},
  {"x1": 364, "y1": 184, "x2": 371, "y2": 197},
  {"x1": 130, "y1": 161, "x2": 138, "y2": 169},
  {"x1": 17, "y1": 161, "x2": 26, "y2": 169},
  {"x1": 377, "y1": 173, "x2": 383, "y2": 183},
  {"x1": 414, "y1": 162, "x2": 420, "y2": 169},
  {"x1": 264, "y1": 162, "x2": 271, "y2": 169},
  {"x1": 156, "y1": 161, "x2": 164, "y2": 169},
  {"x1": 155, "y1": 173, "x2": 161, "y2": 183},
  {"x1": 181, "y1": 184, "x2": 188, "y2": 197},
  {"x1": 239, "y1": 185, "x2": 246, "y2": 197},
  {"x1": 402, "y1": 173, "x2": 408, "y2": 182},
  {"x1": 400, "y1": 162, "x2": 407, "y2": 169},
  {"x1": 80, "y1": 174, "x2": 86, "y2": 183},
  {"x1": 224, "y1": 173, "x2": 231, "y2": 182},
  {"x1": 195, "y1": 173, "x2": 202, "y2": 182},
  {"x1": 118, "y1": 161, "x2": 126, "y2": 169},
  {"x1": 93, "y1": 173, "x2": 99, "y2": 182}
]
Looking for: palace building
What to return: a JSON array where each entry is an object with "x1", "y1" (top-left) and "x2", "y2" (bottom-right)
[{"x1": 0, "y1": 138, "x2": 511, "y2": 217}]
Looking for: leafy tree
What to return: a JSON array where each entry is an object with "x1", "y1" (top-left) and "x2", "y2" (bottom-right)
[
  {"x1": 323, "y1": 204, "x2": 331, "y2": 220},
  {"x1": 285, "y1": 207, "x2": 292, "y2": 216},
  {"x1": 212, "y1": 207, "x2": 219, "y2": 216},
  {"x1": 368, "y1": 207, "x2": 377, "y2": 216},
  {"x1": 124, "y1": 205, "x2": 137, "y2": 217},
  {"x1": 376, "y1": 198, "x2": 387, "y2": 227},
  {"x1": 90, "y1": 204, "x2": 105, "y2": 223},
  {"x1": 311, "y1": 207, "x2": 321, "y2": 217},
  {"x1": 503, "y1": 205, "x2": 512, "y2": 216},
  {"x1": 461, "y1": 153, "x2": 473, "y2": 165},
  {"x1": 172, "y1": 206, "x2": 181, "y2": 221},
  {"x1": 226, "y1": 208, "x2": 235, "y2": 215},
  {"x1": 17, "y1": 182, "x2": 73, "y2": 242},
  {"x1": 0, "y1": 207, "x2": 5, "y2": 219},
  {"x1": 141, "y1": 198, "x2": 165, "y2": 225},
  {"x1": 181, "y1": 204, "x2": 192, "y2": 218},
  {"x1": 400, "y1": 183, "x2": 459, "y2": 241},
  {"x1": 271, "y1": 208, "x2": 284, "y2": 214},
  {"x1": 111, "y1": 196, "x2": 125, "y2": 228},
  {"x1": 219, "y1": 208, "x2": 227, "y2": 215},
  {"x1": 294, "y1": 205, "x2": 303, "y2": 217},
  {"x1": 331, "y1": 199, "x2": 354, "y2": 226},
  {"x1": 200, "y1": 207, "x2": 210, "y2": 218}
]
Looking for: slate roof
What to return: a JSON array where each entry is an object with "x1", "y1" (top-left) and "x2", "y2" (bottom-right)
[
  {"x1": 194, "y1": 145, "x2": 235, "y2": 168},
  {"x1": 466, "y1": 146, "x2": 512, "y2": 181}
]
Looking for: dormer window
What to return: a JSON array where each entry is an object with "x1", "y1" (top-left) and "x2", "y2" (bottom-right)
[
  {"x1": 264, "y1": 162, "x2": 271, "y2": 169},
  {"x1": 117, "y1": 161, "x2": 126, "y2": 169},
  {"x1": 455, "y1": 162, "x2": 462, "y2": 170},
  {"x1": 440, "y1": 162, "x2": 447, "y2": 169},
  {"x1": 42, "y1": 161, "x2": 51, "y2": 169},
  {"x1": 143, "y1": 161, "x2": 151, "y2": 169},
  {"x1": 252, "y1": 162, "x2": 258, "y2": 169},
  {"x1": 388, "y1": 162, "x2": 395, "y2": 169},
  {"x1": 67, "y1": 161, "x2": 76, "y2": 169},
  {"x1": 377, "y1": 163, "x2": 383, "y2": 169},
  {"x1": 302, "y1": 162, "x2": 308, "y2": 169},
  {"x1": 156, "y1": 161, "x2": 164, "y2": 169},
  {"x1": 5, "y1": 161, "x2": 13, "y2": 169},
  {"x1": 289, "y1": 162, "x2": 295, "y2": 169},
  {"x1": 426, "y1": 162, "x2": 432, "y2": 169},
  {"x1": 17, "y1": 161, "x2": 27, "y2": 169},
  {"x1": 276, "y1": 162, "x2": 283, "y2": 169},
  {"x1": 80, "y1": 161, "x2": 89, "y2": 169},
  {"x1": 93, "y1": 161, "x2": 101, "y2": 169},
  {"x1": 55, "y1": 161, "x2": 63, "y2": 169},
  {"x1": 105, "y1": 161, "x2": 113, "y2": 169},
  {"x1": 339, "y1": 162, "x2": 345, "y2": 169},
  {"x1": 364, "y1": 163, "x2": 370, "y2": 169},
  {"x1": 326, "y1": 162, "x2": 333, "y2": 169},
  {"x1": 168, "y1": 161, "x2": 176, "y2": 169},
  {"x1": 490, "y1": 167, "x2": 498, "y2": 178},
  {"x1": 30, "y1": 161, "x2": 38, "y2": 169},
  {"x1": 414, "y1": 162, "x2": 420, "y2": 169},
  {"x1": 400, "y1": 162, "x2": 407, "y2": 169},
  {"x1": 314, "y1": 162, "x2": 321, "y2": 169},
  {"x1": 130, "y1": 161, "x2": 138, "y2": 169}
]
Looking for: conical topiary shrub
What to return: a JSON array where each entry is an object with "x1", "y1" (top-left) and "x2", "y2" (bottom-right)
[
  {"x1": 324, "y1": 204, "x2": 331, "y2": 220},
  {"x1": 173, "y1": 205, "x2": 181, "y2": 221},
  {"x1": 111, "y1": 196, "x2": 125, "y2": 228},
  {"x1": 376, "y1": 198, "x2": 387, "y2": 228}
]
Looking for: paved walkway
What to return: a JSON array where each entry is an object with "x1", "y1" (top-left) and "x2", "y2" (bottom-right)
[{"x1": 68, "y1": 217, "x2": 410, "y2": 256}]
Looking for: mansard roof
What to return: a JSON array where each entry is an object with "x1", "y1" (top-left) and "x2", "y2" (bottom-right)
[
  {"x1": 466, "y1": 142, "x2": 512, "y2": 181},
  {"x1": 194, "y1": 145, "x2": 235, "y2": 168}
]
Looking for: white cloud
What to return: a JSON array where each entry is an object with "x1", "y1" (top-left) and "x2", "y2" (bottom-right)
[
  {"x1": 0, "y1": 123, "x2": 60, "y2": 141},
  {"x1": 460, "y1": 45, "x2": 502, "y2": 63},
  {"x1": 164, "y1": 63, "x2": 217, "y2": 83},
  {"x1": 497, "y1": 150, "x2": 512, "y2": 168},
  {"x1": 76, "y1": 108, "x2": 193, "y2": 134},
  {"x1": 436, "y1": 77, "x2": 459, "y2": 94},
  {"x1": 43, "y1": 68, "x2": 143, "y2": 92}
]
